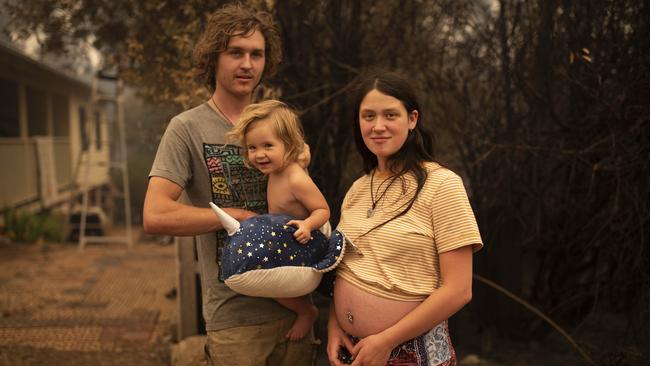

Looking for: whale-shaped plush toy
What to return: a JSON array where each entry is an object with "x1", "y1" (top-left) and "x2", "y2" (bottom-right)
[{"x1": 209, "y1": 202, "x2": 345, "y2": 298}]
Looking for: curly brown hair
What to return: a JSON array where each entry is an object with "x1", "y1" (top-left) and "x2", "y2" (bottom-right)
[{"x1": 193, "y1": 3, "x2": 282, "y2": 92}]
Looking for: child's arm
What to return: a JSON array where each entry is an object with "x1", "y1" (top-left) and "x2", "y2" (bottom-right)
[{"x1": 286, "y1": 168, "x2": 330, "y2": 244}]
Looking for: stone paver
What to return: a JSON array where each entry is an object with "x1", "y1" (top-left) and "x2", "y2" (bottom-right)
[{"x1": 0, "y1": 240, "x2": 176, "y2": 365}]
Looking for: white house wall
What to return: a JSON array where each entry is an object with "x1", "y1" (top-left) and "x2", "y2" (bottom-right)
[
  {"x1": 69, "y1": 94, "x2": 110, "y2": 190},
  {"x1": 0, "y1": 43, "x2": 112, "y2": 211},
  {"x1": 0, "y1": 139, "x2": 38, "y2": 207}
]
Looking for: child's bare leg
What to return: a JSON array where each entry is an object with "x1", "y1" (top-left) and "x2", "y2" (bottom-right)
[{"x1": 275, "y1": 296, "x2": 319, "y2": 341}]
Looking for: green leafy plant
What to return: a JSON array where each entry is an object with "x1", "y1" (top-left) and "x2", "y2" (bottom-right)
[{"x1": 2, "y1": 209, "x2": 65, "y2": 243}]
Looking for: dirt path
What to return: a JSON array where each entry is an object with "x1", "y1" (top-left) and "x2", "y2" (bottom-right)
[
  {"x1": 2, "y1": 240, "x2": 638, "y2": 366},
  {"x1": 0, "y1": 241, "x2": 176, "y2": 366}
]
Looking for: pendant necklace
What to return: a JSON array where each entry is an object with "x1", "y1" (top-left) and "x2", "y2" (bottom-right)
[
  {"x1": 211, "y1": 94, "x2": 235, "y2": 125},
  {"x1": 367, "y1": 170, "x2": 398, "y2": 218}
]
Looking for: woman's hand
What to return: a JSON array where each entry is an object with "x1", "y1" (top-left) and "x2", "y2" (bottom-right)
[
  {"x1": 349, "y1": 333, "x2": 393, "y2": 366},
  {"x1": 286, "y1": 219, "x2": 312, "y2": 244},
  {"x1": 327, "y1": 307, "x2": 355, "y2": 365}
]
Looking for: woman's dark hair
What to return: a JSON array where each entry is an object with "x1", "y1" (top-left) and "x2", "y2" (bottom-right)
[{"x1": 352, "y1": 70, "x2": 436, "y2": 231}]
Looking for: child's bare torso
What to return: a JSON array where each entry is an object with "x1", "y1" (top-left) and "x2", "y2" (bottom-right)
[{"x1": 267, "y1": 163, "x2": 310, "y2": 219}]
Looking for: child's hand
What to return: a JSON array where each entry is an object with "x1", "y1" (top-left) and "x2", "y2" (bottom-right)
[{"x1": 286, "y1": 220, "x2": 312, "y2": 244}]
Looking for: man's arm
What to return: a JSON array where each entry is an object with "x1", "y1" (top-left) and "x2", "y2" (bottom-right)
[{"x1": 143, "y1": 176, "x2": 257, "y2": 236}]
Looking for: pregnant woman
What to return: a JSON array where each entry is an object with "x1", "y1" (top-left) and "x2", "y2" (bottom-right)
[{"x1": 327, "y1": 70, "x2": 483, "y2": 366}]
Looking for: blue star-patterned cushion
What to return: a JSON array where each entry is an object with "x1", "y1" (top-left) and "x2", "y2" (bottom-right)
[{"x1": 220, "y1": 214, "x2": 345, "y2": 298}]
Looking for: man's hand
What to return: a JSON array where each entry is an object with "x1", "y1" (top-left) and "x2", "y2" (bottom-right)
[{"x1": 224, "y1": 208, "x2": 258, "y2": 222}]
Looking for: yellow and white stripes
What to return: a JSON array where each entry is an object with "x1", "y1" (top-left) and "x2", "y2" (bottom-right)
[{"x1": 337, "y1": 162, "x2": 483, "y2": 302}]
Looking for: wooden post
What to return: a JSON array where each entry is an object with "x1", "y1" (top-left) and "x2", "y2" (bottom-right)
[{"x1": 176, "y1": 236, "x2": 200, "y2": 340}]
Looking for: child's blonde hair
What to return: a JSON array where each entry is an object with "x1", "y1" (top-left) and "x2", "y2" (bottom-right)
[{"x1": 228, "y1": 100, "x2": 305, "y2": 167}]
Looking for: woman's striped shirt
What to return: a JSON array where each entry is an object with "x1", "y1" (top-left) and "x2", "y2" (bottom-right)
[{"x1": 337, "y1": 162, "x2": 483, "y2": 302}]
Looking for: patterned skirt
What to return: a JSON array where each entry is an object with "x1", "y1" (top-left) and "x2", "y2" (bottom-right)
[{"x1": 344, "y1": 320, "x2": 456, "y2": 366}]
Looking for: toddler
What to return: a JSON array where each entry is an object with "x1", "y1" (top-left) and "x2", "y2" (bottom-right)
[{"x1": 227, "y1": 99, "x2": 330, "y2": 340}]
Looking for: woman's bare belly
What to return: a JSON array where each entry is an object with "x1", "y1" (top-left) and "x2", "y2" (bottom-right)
[{"x1": 333, "y1": 276, "x2": 422, "y2": 337}]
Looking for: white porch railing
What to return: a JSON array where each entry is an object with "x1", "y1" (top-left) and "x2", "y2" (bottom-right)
[
  {"x1": 0, "y1": 137, "x2": 80, "y2": 210},
  {"x1": 53, "y1": 137, "x2": 73, "y2": 189},
  {"x1": 0, "y1": 138, "x2": 38, "y2": 208}
]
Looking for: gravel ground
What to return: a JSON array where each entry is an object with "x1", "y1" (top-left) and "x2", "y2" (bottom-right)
[
  {"x1": 0, "y1": 239, "x2": 176, "y2": 366},
  {"x1": 1, "y1": 238, "x2": 643, "y2": 366}
]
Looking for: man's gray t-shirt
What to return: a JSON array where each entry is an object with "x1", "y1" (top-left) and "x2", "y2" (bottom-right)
[{"x1": 149, "y1": 103, "x2": 292, "y2": 331}]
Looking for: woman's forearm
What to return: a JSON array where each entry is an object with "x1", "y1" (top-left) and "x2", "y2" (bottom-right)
[
  {"x1": 378, "y1": 246, "x2": 474, "y2": 348},
  {"x1": 379, "y1": 282, "x2": 471, "y2": 348}
]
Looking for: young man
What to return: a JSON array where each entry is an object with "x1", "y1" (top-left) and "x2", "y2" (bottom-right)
[{"x1": 143, "y1": 4, "x2": 316, "y2": 365}]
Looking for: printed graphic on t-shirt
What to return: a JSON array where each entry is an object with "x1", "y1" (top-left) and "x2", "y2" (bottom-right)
[{"x1": 203, "y1": 143, "x2": 267, "y2": 281}]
